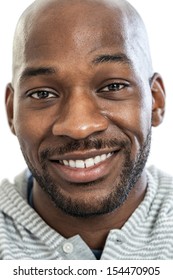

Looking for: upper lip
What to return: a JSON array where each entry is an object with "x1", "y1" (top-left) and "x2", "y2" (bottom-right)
[{"x1": 49, "y1": 148, "x2": 121, "y2": 161}]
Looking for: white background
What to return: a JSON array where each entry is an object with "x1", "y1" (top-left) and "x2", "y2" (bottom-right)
[{"x1": 0, "y1": 0, "x2": 172, "y2": 182}]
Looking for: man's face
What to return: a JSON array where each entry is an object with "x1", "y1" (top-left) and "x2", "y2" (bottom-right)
[{"x1": 8, "y1": 3, "x2": 157, "y2": 217}]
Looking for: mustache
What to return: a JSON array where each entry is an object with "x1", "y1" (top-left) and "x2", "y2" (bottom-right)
[{"x1": 40, "y1": 138, "x2": 129, "y2": 162}]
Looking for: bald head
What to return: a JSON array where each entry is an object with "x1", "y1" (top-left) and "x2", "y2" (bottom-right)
[{"x1": 12, "y1": 0, "x2": 153, "y2": 86}]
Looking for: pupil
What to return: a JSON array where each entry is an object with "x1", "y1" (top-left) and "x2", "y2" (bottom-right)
[
  {"x1": 38, "y1": 91, "x2": 48, "y2": 98},
  {"x1": 109, "y1": 84, "x2": 118, "y2": 90}
]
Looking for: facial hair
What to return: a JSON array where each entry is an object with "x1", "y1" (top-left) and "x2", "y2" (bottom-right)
[{"x1": 22, "y1": 130, "x2": 151, "y2": 218}]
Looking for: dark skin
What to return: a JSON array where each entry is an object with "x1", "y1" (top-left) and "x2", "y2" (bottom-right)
[{"x1": 5, "y1": 0, "x2": 165, "y2": 250}]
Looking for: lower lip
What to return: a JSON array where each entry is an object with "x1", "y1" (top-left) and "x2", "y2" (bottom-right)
[{"x1": 49, "y1": 152, "x2": 119, "y2": 183}]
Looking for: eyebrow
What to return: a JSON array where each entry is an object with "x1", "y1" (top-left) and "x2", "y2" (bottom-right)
[
  {"x1": 19, "y1": 66, "x2": 56, "y2": 82},
  {"x1": 92, "y1": 53, "x2": 131, "y2": 65},
  {"x1": 19, "y1": 54, "x2": 130, "y2": 82}
]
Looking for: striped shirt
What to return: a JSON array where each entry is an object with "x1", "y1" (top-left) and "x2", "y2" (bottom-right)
[{"x1": 0, "y1": 165, "x2": 173, "y2": 260}]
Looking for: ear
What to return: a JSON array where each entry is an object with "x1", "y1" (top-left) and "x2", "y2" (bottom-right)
[
  {"x1": 5, "y1": 83, "x2": 16, "y2": 135},
  {"x1": 151, "y1": 73, "x2": 166, "y2": 127}
]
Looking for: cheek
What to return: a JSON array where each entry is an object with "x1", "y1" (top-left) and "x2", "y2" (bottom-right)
[
  {"x1": 104, "y1": 99, "x2": 152, "y2": 144},
  {"x1": 13, "y1": 103, "x2": 52, "y2": 160},
  {"x1": 139, "y1": 103, "x2": 152, "y2": 133}
]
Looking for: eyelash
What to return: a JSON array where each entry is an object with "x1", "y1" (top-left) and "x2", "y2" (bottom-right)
[
  {"x1": 99, "y1": 82, "x2": 128, "y2": 92},
  {"x1": 27, "y1": 90, "x2": 58, "y2": 99},
  {"x1": 27, "y1": 82, "x2": 128, "y2": 100}
]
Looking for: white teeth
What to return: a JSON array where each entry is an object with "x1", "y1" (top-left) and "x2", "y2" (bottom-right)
[
  {"x1": 63, "y1": 160, "x2": 69, "y2": 166},
  {"x1": 107, "y1": 153, "x2": 112, "y2": 159},
  {"x1": 85, "y1": 158, "x2": 95, "y2": 168},
  {"x1": 75, "y1": 160, "x2": 85, "y2": 168},
  {"x1": 94, "y1": 156, "x2": 101, "y2": 165},
  {"x1": 61, "y1": 152, "x2": 113, "y2": 169},
  {"x1": 69, "y1": 160, "x2": 76, "y2": 168},
  {"x1": 100, "y1": 154, "x2": 107, "y2": 161}
]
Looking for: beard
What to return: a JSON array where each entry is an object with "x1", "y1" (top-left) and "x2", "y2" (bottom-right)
[{"x1": 21, "y1": 129, "x2": 151, "y2": 218}]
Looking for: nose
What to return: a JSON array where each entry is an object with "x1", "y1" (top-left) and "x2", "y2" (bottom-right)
[{"x1": 52, "y1": 90, "x2": 109, "y2": 139}]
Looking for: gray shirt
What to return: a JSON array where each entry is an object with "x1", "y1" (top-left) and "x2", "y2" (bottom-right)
[{"x1": 0, "y1": 166, "x2": 173, "y2": 259}]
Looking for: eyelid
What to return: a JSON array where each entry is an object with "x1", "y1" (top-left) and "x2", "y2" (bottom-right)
[
  {"x1": 99, "y1": 82, "x2": 129, "y2": 92},
  {"x1": 26, "y1": 88, "x2": 59, "y2": 98}
]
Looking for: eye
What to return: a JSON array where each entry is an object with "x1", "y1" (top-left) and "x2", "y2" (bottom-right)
[
  {"x1": 99, "y1": 83, "x2": 127, "y2": 92},
  {"x1": 28, "y1": 90, "x2": 58, "y2": 99}
]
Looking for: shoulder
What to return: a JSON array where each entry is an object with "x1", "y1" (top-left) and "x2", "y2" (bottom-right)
[
  {"x1": 147, "y1": 165, "x2": 173, "y2": 191},
  {"x1": 146, "y1": 165, "x2": 173, "y2": 217},
  {"x1": 0, "y1": 170, "x2": 29, "y2": 209}
]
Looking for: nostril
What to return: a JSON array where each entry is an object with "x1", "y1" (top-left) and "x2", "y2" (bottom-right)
[{"x1": 52, "y1": 112, "x2": 109, "y2": 139}]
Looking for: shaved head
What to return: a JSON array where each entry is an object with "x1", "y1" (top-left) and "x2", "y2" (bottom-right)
[{"x1": 12, "y1": 0, "x2": 153, "y2": 86}]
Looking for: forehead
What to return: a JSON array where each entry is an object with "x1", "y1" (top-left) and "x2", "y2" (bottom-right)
[
  {"x1": 21, "y1": 2, "x2": 130, "y2": 62},
  {"x1": 13, "y1": 0, "x2": 152, "y2": 85}
]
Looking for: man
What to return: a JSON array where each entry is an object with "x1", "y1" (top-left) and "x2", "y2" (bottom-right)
[{"x1": 0, "y1": 0, "x2": 172, "y2": 260}]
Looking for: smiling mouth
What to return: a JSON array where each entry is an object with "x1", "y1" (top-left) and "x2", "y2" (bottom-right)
[
  {"x1": 57, "y1": 152, "x2": 114, "y2": 169},
  {"x1": 49, "y1": 150, "x2": 120, "y2": 183}
]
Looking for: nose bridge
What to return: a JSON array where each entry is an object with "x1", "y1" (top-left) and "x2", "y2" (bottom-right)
[{"x1": 52, "y1": 90, "x2": 109, "y2": 139}]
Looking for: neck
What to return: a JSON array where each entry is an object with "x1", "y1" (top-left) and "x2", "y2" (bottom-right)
[{"x1": 32, "y1": 170, "x2": 147, "y2": 249}]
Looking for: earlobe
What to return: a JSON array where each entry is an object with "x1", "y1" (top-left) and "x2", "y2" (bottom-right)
[
  {"x1": 151, "y1": 73, "x2": 166, "y2": 127},
  {"x1": 5, "y1": 83, "x2": 16, "y2": 135}
]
